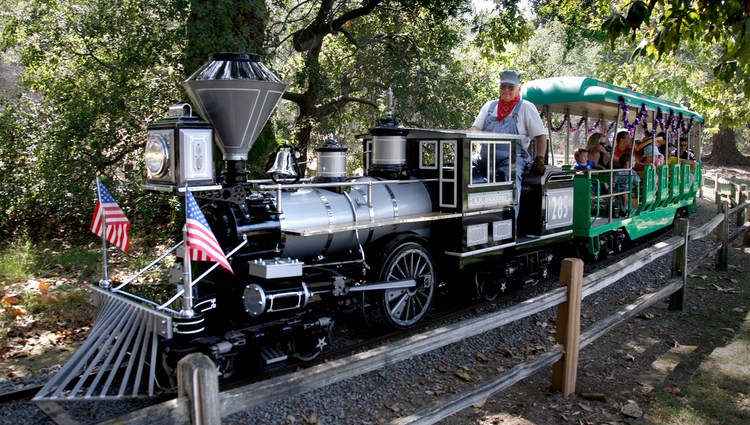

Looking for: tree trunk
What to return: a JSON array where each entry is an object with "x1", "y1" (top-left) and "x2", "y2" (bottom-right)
[
  {"x1": 703, "y1": 127, "x2": 750, "y2": 166},
  {"x1": 183, "y1": 0, "x2": 269, "y2": 75}
]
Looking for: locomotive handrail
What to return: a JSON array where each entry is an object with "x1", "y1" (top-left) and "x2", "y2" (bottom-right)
[
  {"x1": 257, "y1": 177, "x2": 439, "y2": 191},
  {"x1": 585, "y1": 168, "x2": 641, "y2": 225},
  {"x1": 156, "y1": 240, "x2": 248, "y2": 311},
  {"x1": 246, "y1": 177, "x2": 313, "y2": 184},
  {"x1": 113, "y1": 241, "x2": 184, "y2": 291},
  {"x1": 260, "y1": 178, "x2": 439, "y2": 214}
]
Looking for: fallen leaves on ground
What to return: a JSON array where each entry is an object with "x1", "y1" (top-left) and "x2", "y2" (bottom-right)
[
  {"x1": 454, "y1": 369, "x2": 472, "y2": 382},
  {"x1": 1, "y1": 293, "x2": 20, "y2": 306}
]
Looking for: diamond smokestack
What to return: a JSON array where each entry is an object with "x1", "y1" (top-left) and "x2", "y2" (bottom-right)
[{"x1": 182, "y1": 53, "x2": 287, "y2": 183}]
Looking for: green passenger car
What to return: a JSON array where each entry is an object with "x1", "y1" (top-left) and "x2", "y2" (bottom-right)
[{"x1": 522, "y1": 77, "x2": 705, "y2": 258}]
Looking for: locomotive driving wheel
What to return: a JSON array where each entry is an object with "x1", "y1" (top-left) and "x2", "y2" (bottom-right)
[{"x1": 364, "y1": 241, "x2": 436, "y2": 330}]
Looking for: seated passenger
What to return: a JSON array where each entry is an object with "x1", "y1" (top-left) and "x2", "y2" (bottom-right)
[
  {"x1": 635, "y1": 131, "x2": 659, "y2": 153},
  {"x1": 584, "y1": 132, "x2": 611, "y2": 170},
  {"x1": 613, "y1": 129, "x2": 632, "y2": 160},
  {"x1": 640, "y1": 145, "x2": 664, "y2": 169},
  {"x1": 655, "y1": 132, "x2": 671, "y2": 157},
  {"x1": 673, "y1": 136, "x2": 697, "y2": 173},
  {"x1": 573, "y1": 148, "x2": 596, "y2": 171},
  {"x1": 635, "y1": 132, "x2": 671, "y2": 164},
  {"x1": 574, "y1": 147, "x2": 608, "y2": 194}
]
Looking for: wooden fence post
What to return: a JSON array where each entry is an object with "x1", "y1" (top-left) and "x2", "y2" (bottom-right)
[
  {"x1": 551, "y1": 258, "x2": 583, "y2": 396},
  {"x1": 730, "y1": 178, "x2": 738, "y2": 207},
  {"x1": 715, "y1": 176, "x2": 721, "y2": 213},
  {"x1": 177, "y1": 353, "x2": 221, "y2": 425},
  {"x1": 737, "y1": 185, "x2": 747, "y2": 227},
  {"x1": 718, "y1": 200, "x2": 729, "y2": 271},
  {"x1": 669, "y1": 219, "x2": 690, "y2": 311}
]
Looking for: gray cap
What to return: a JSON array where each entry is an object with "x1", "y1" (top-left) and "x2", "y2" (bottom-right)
[{"x1": 500, "y1": 70, "x2": 521, "y2": 85}]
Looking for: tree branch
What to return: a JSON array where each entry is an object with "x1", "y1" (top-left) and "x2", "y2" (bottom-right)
[
  {"x1": 282, "y1": 91, "x2": 306, "y2": 106},
  {"x1": 338, "y1": 27, "x2": 406, "y2": 49},
  {"x1": 318, "y1": 96, "x2": 378, "y2": 116},
  {"x1": 292, "y1": 0, "x2": 382, "y2": 51}
]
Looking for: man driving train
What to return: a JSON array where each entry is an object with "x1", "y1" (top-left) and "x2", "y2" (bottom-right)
[{"x1": 470, "y1": 70, "x2": 548, "y2": 215}]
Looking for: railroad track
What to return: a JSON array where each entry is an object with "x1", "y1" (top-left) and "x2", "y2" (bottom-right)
[{"x1": 0, "y1": 228, "x2": 673, "y2": 408}]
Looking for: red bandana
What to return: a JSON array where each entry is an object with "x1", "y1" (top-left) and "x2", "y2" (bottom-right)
[{"x1": 497, "y1": 95, "x2": 520, "y2": 121}]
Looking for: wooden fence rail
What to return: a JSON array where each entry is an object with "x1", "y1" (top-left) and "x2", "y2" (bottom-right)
[
  {"x1": 102, "y1": 195, "x2": 750, "y2": 425},
  {"x1": 704, "y1": 173, "x2": 747, "y2": 212}
]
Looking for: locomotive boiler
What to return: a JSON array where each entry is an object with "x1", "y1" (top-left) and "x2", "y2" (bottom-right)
[{"x1": 36, "y1": 53, "x2": 577, "y2": 401}]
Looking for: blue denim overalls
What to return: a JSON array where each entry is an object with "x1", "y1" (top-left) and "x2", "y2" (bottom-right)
[{"x1": 483, "y1": 101, "x2": 531, "y2": 216}]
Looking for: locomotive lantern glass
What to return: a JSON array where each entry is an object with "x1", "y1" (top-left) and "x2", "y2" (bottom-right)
[
  {"x1": 179, "y1": 128, "x2": 213, "y2": 183},
  {"x1": 145, "y1": 129, "x2": 175, "y2": 183},
  {"x1": 145, "y1": 131, "x2": 171, "y2": 178}
]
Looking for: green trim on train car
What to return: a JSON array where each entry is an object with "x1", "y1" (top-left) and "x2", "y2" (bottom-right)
[
  {"x1": 667, "y1": 164, "x2": 681, "y2": 205},
  {"x1": 655, "y1": 165, "x2": 669, "y2": 208},
  {"x1": 636, "y1": 166, "x2": 657, "y2": 215},
  {"x1": 689, "y1": 163, "x2": 703, "y2": 213},
  {"x1": 521, "y1": 77, "x2": 704, "y2": 123},
  {"x1": 573, "y1": 175, "x2": 595, "y2": 233},
  {"x1": 572, "y1": 164, "x2": 698, "y2": 255}
]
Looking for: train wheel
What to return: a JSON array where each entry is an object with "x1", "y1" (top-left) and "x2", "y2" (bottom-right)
[{"x1": 364, "y1": 242, "x2": 435, "y2": 330}]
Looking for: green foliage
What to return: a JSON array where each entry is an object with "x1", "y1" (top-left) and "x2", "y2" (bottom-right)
[
  {"x1": 597, "y1": 31, "x2": 749, "y2": 134},
  {"x1": 0, "y1": 233, "x2": 103, "y2": 285},
  {"x1": 532, "y1": 0, "x2": 607, "y2": 51},
  {"x1": 266, "y1": 0, "x2": 482, "y2": 157},
  {"x1": 603, "y1": 0, "x2": 750, "y2": 95},
  {"x1": 472, "y1": 0, "x2": 533, "y2": 60},
  {"x1": 0, "y1": 0, "x2": 187, "y2": 239},
  {"x1": 503, "y1": 20, "x2": 603, "y2": 80},
  {"x1": 0, "y1": 236, "x2": 37, "y2": 282}
]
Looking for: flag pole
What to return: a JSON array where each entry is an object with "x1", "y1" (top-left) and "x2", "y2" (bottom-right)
[
  {"x1": 181, "y1": 185, "x2": 194, "y2": 317},
  {"x1": 97, "y1": 178, "x2": 111, "y2": 289}
]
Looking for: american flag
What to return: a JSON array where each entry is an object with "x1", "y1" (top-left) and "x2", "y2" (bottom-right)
[
  {"x1": 90, "y1": 178, "x2": 131, "y2": 253},
  {"x1": 185, "y1": 190, "x2": 233, "y2": 273}
]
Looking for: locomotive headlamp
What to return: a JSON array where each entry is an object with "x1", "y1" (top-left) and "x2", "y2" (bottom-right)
[
  {"x1": 143, "y1": 103, "x2": 217, "y2": 191},
  {"x1": 145, "y1": 133, "x2": 170, "y2": 177}
]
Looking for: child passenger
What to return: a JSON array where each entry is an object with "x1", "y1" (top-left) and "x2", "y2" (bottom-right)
[
  {"x1": 574, "y1": 148, "x2": 608, "y2": 193},
  {"x1": 573, "y1": 148, "x2": 596, "y2": 171}
]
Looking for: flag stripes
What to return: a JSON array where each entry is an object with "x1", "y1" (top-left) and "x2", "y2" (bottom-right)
[
  {"x1": 185, "y1": 190, "x2": 233, "y2": 273},
  {"x1": 90, "y1": 179, "x2": 131, "y2": 253}
]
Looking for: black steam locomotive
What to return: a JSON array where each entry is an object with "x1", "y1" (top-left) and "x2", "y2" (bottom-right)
[{"x1": 35, "y1": 53, "x2": 702, "y2": 401}]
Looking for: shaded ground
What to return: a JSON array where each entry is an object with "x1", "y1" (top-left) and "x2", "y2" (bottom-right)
[{"x1": 438, "y1": 239, "x2": 750, "y2": 425}]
